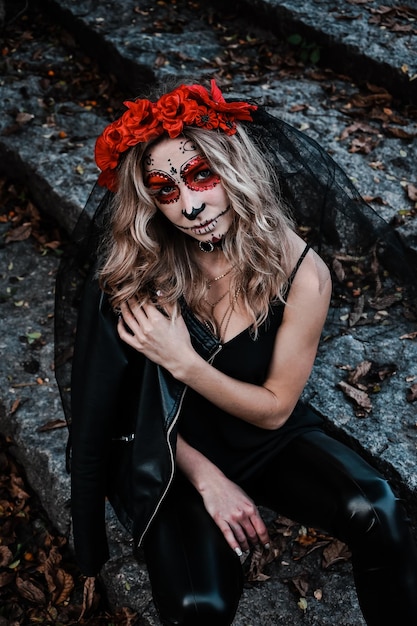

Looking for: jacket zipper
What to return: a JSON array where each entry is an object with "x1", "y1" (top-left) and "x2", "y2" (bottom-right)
[{"x1": 137, "y1": 342, "x2": 223, "y2": 547}]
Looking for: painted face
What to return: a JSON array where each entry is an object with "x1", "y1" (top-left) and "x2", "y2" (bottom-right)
[{"x1": 143, "y1": 137, "x2": 233, "y2": 244}]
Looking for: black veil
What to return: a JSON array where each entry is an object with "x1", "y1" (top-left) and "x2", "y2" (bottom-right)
[{"x1": 54, "y1": 105, "x2": 417, "y2": 443}]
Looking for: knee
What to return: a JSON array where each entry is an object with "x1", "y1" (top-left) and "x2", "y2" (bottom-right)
[
  {"x1": 338, "y1": 475, "x2": 406, "y2": 545},
  {"x1": 160, "y1": 591, "x2": 237, "y2": 626}
]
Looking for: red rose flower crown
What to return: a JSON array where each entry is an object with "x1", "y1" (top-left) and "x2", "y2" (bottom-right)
[{"x1": 94, "y1": 80, "x2": 257, "y2": 192}]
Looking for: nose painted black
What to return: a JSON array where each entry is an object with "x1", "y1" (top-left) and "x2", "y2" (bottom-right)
[{"x1": 182, "y1": 204, "x2": 205, "y2": 221}]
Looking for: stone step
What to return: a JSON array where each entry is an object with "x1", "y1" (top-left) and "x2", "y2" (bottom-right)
[
  {"x1": 224, "y1": 0, "x2": 417, "y2": 104},
  {"x1": 1, "y1": 1, "x2": 416, "y2": 624},
  {"x1": 40, "y1": 0, "x2": 417, "y2": 103}
]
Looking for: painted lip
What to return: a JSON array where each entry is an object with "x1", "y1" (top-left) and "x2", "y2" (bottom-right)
[
  {"x1": 191, "y1": 217, "x2": 218, "y2": 235},
  {"x1": 177, "y1": 206, "x2": 230, "y2": 233}
]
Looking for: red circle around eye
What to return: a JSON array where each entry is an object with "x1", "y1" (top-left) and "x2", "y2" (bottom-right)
[
  {"x1": 181, "y1": 156, "x2": 221, "y2": 191},
  {"x1": 146, "y1": 171, "x2": 180, "y2": 204}
]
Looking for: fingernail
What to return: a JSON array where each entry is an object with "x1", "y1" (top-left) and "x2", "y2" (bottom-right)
[
  {"x1": 234, "y1": 547, "x2": 243, "y2": 557},
  {"x1": 156, "y1": 289, "x2": 163, "y2": 297},
  {"x1": 264, "y1": 543, "x2": 271, "y2": 550}
]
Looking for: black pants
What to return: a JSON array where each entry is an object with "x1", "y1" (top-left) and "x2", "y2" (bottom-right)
[{"x1": 143, "y1": 431, "x2": 417, "y2": 626}]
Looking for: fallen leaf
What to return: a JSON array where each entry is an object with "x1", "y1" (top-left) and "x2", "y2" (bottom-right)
[
  {"x1": 400, "y1": 331, "x2": 417, "y2": 340},
  {"x1": 385, "y1": 127, "x2": 416, "y2": 139},
  {"x1": 16, "y1": 576, "x2": 47, "y2": 604},
  {"x1": 291, "y1": 574, "x2": 309, "y2": 597},
  {"x1": 338, "y1": 381, "x2": 372, "y2": 414},
  {"x1": 0, "y1": 571, "x2": 15, "y2": 588},
  {"x1": 406, "y1": 184, "x2": 417, "y2": 202},
  {"x1": 348, "y1": 360, "x2": 372, "y2": 385},
  {"x1": 79, "y1": 576, "x2": 99, "y2": 620},
  {"x1": 340, "y1": 121, "x2": 379, "y2": 140},
  {"x1": 322, "y1": 539, "x2": 351, "y2": 568},
  {"x1": 16, "y1": 112, "x2": 35, "y2": 125},
  {"x1": 406, "y1": 383, "x2": 417, "y2": 403},
  {"x1": 246, "y1": 543, "x2": 279, "y2": 582},
  {"x1": 37, "y1": 419, "x2": 67, "y2": 432},
  {"x1": 332, "y1": 258, "x2": 346, "y2": 282},
  {"x1": 0, "y1": 546, "x2": 13, "y2": 567},
  {"x1": 9, "y1": 399, "x2": 21, "y2": 415},
  {"x1": 5, "y1": 223, "x2": 32, "y2": 243}
]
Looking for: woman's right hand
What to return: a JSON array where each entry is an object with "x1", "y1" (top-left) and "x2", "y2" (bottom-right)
[
  {"x1": 176, "y1": 435, "x2": 270, "y2": 556},
  {"x1": 198, "y1": 471, "x2": 270, "y2": 556}
]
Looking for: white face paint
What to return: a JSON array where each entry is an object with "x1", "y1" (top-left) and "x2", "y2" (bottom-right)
[{"x1": 144, "y1": 137, "x2": 233, "y2": 244}]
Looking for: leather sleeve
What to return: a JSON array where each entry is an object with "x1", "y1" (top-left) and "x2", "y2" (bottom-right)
[{"x1": 70, "y1": 275, "x2": 129, "y2": 576}]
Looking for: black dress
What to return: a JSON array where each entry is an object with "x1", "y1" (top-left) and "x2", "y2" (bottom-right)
[
  {"x1": 179, "y1": 244, "x2": 324, "y2": 483},
  {"x1": 143, "y1": 245, "x2": 417, "y2": 626}
]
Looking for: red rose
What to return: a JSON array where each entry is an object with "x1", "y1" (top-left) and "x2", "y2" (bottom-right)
[
  {"x1": 188, "y1": 79, "x2": 257, "y2": 121},
  {"x1": 122, "y1": 99, "x2": 161, "y2": 143},
  {"x1": 194, "y1": 106, "x2": 220, "y2": 130},
  {"x1": 97, "y1": 168, "x2": 118, "y2": 192},
  {"x1": 156, "y1": 87, "x2": 200, "y2": 137},
  {"x1": 95, "y1": 134, "x2": 119, "y2": 172}
]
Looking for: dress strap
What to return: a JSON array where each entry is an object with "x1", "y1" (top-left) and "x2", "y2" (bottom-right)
[{"x1": 288, "y1": 243, "x2": 310, "y2": 286}]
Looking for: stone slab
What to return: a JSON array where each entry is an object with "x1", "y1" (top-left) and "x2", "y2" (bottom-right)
[
  {"x1": 1, "y1": 1, "x2": 417, "y2": 623},
  {"x1": 222, "y1": 0, "x2": 417, "y2": 103}
]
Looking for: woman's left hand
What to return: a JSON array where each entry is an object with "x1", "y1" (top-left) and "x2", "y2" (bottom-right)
[{"x1": 117, "y1": 299, "x2": 194, "y2": 372}]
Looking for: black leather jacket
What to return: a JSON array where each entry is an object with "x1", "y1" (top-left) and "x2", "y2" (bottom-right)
[{"x1": 70, "y1": 277, "x2": 221, "y2": 575}]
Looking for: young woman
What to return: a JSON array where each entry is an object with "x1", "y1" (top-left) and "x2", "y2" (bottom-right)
[{"x1": 60, "y1": 80, "x2": 417, "y2": 625}]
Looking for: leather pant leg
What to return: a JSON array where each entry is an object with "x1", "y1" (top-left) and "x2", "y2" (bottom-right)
[
  {"x1": 244, "y1": 430, "x2": 417, "y2": 626},
  {"x1": 143, "y1": 475, "x2": 243, "y2": 626}
]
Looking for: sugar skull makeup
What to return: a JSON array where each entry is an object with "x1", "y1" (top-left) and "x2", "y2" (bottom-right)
[
  {"x1": 144, "y1": 145, "x2": 221, "y2": 205},
  {"x1": 143, "y1": 137, "x2": 233, "y2": 245}
]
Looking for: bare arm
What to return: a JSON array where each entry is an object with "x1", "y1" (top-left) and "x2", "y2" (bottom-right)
[
  {"x1": 176, "y1": 433, "x2": 270, "y2": 555},
  {"x1": 118, "y1": 247, "x2": 331, "y2": 430}
]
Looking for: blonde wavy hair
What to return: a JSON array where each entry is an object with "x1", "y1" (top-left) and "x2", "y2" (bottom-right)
[{"x1": 98, "y1": 122, "x2": 295, "y2": 333}]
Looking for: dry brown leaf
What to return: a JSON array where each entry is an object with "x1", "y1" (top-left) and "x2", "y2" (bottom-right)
[
  {"x1": 246, "y1": 543, "x2": 279, "y2": 582},
  {"x1": 349, "y1": 135, "x2": 379, "y2": 154},
  {"x1": 0, "y1": 546, "x2": 13, "y2": 567},
  {"x1": 0, "y1": 571, "x2": 15, "y2": 588},
  {"x1": 37, "y1": 419, "x2": 67, "y2": 433},
  {"x1": 350, "y1": 92, "x2": 392, "y2": 108},
  {"x1": 400, "y1": 331, "x2": 417, "y2": 340},
  {"x1": 16, "y1": 576, "x2": 47, "y2": 605},
  {"x1": 406, "y1": 383, "x2": 417, "y2": 403},
  {"x1": 290, "y1": 103, "x2": 309, "y2": 112},
  {"x1": 348, "y1": 360, "x2": 372, "y2": 385},
  {"x1": 368, "y1": 293, "x2": 401, "y2": 309},
  {"x1": 9, "y1": 399, "x2": 21, "y2": 416},
  {"x1": 42, "y1": 545, "x2": 63, "y2": 596},
  {"x1": 5, "y1": 223, "x2": 32, "y2": 243},
  {"x1": 406, "y1": 183, "x2": 417, "y2": 202},
  {"x1": 9, "y1": 475, "x2": 30, "y2": 502},
  {"x1": 52, "y1": 568, "x2": 75, "y2": 605},
  {"x1": 290, "y1": 574, "x2": 309, "y2": 597},
  {"x1": 116, "y1": 607, "x2": 139, "y2": 625},
  {"x1": 385, "y1": 127, "x2": 416, "y2": 139},
  {"x1": 338, "y1": 381, "x2": 372, "y2": 414},
  {"x1": 322, "y1": 539, "x2": 351, "y2": 568},
  {"x1": 79, "y1": 576, "x2": 99, "y2": 620},
  {"x1": 340, "y1": 121, "x2": 379, "y2": 140},
  {"x1": 332, "y1": 258, "x2": 346, "y2": 282},
  {"x1": 292, "y1": 538, "x2": 330, "y2": 560},
  {"x1": 349, "y1": 294, "x2": 365, "y2": 326},
  {"x1": 16, "y1": 112, "x2": 35, "y2": 125}
]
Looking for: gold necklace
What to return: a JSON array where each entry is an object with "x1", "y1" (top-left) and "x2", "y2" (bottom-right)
[
  {"x1": 206, "y1": 266, "x2": 234, "y2": 289},
  {"x1": 218, "y1": 288, "x2": 241, "y2": 342},
  {"x1": 203, "y1": 289, "x2": 229, "y2": 310},
  {"x1": 204, "y1": 288, "x2": 241, "y2": 342}
]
